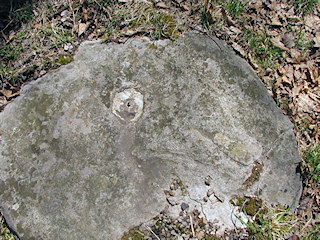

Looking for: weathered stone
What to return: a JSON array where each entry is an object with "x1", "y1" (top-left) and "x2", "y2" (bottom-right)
[
  {"x1": 181, "y1": 202, "x2": 189, "y2": 211},
  {"x1": 0, "y1": 33, "x2": 302, "y2": 239}
]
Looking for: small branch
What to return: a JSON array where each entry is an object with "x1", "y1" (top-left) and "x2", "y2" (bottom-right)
[
  {"x1": 186, "y1": 23, "x2": 222, "y2": 51},
  {"x1": 92, "y1": 0, "x2": 111, "y2": 19},
  {"x1": 190, "y1": 214, "x2": 195, "y2": 238},
  {"x1": 1, "y1": 19, "x2": 14, "y2": 36},
  {"x1": 300, "y1": 217, "x2": 312, "y2": 233},
  {"x1": 147, "y1": 226, "x2": 160, "y2": 240}
]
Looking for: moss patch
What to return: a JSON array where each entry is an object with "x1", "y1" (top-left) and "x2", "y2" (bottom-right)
[
  {"x1": 56, "y1": 55, "x2": 74, "y2": 66},
  {"x1": 121, "y1": 227, "x2": 145, "y2": 240},
  {"x1": 243, "y1": 161, "x2": 264, "y2": 190},
  {"x1": 230, "y1": 196, "x2": 263, "y2": 216},
  {"x1": 170, "y1": 178, "x2": 188, "y2": 196},
  {"x1": 148, "y1": 43, "x2": 158, "y2": 50}
]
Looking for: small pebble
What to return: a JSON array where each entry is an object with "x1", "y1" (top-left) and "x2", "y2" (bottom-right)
[
  {"x1": 60, "y1": 9, "x2": 69, "y2": 17},
  {"x1": 264, "y1": 68, "x2": 273, "y2": 76},
  {"x1": 168, "y1": 190, "x2": 175, "y2": 196},
  {"x1": 207, "y1": 188, "x2": 215, "y2": 197},
  {"x1": 181, "y1": 220, "x2": 188, "y2": 227},
  {"x1": 215, "y1": 192, "x2": 225, "y2": 202},
  {"x1": 181, "y1": 202, "x2": 189, "y2": 211},
  {"x1": 204, "y1": 175, "x2": 212, "y2": 186},
  {"x1": 33, "y1": 71, "x2": 39, "y2": 80},
  {"x1": 166, "y1": 197, "x2": 178, "y2": 206},
  {"x1": 39, "y1": 70, "x2": 47, "y2": 76}
]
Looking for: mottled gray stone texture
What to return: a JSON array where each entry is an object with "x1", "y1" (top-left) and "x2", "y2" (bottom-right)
[{"x1": 0, "y1": 33, "x2": 302, "y2": 239}]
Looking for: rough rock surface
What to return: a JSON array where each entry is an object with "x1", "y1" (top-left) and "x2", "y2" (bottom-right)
[{"x1": 0, "y1": 33, "x2": 302, "y2": 239}]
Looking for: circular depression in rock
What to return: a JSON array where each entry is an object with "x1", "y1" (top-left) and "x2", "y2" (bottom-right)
[{"x1": 112, "y1": 88, "x2": 144, "y2": 122}]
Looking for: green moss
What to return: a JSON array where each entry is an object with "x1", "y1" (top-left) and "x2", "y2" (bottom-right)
[
  {"x1": 305, "y1": 144, "x2": 320, "y2": 185},
  {"x1": 243, "y1": 161, "x2": 264, "y2": 190},
  {"x1": 121, "y1": 227, "x2": 145, "y2": 240},
  {"x1": 57, "y1": 55, "x2": 74, "y2": 65},
  {"x1": 175, "y1": 178, "x2": 188, "y2": 196},
  {"x1": 148, "y1": 43, "x2": 158, "y2": 50},
  {"x1": 204, "y1": 236, "x2": 223, "y2": 240},
  {"x1": 153, "y1": 14, "x2": 181, "y2": 39},
  {"x1": 230, "y1": 196, "x2": 263, "y2": 216},
  {"x1": 101, "y1": 26, "x2": 118, "y2": 43}
]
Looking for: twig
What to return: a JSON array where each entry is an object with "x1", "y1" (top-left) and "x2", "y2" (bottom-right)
[
  {"x1": 300, "y1": 217, "x2": 312, "y2": 233},
  {"x1": 190, "y1": 214, "x2": 195, "y2": 238},
  {"x1": 68, "y1": 0, "x2": 77, "y2": 36},
  {"x1": 186, "y1": 24, "x2": 222, "y2": 51},
  {"x1": 1, "y1": 19, "x2": 14, "y2": 36},
  {"x1": 92, "y1": 0, "x2": 111, "y2": 19},
  {"x1": 147, "y1": 226, "x2": 160, "y2": 240}
]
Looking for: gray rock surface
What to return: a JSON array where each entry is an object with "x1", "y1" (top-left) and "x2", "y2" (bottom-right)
[{"x1": 0, "y1": 33, "x2": 302, "y2": 239}]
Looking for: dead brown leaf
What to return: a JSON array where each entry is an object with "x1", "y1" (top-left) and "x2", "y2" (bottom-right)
[
  {"x1": 229, "y1": 26, "x2": 242, "y2": 35},
  {"x1": 270, "y1": 14, "x2": 282, "y2": 26},
  {"x1": 83, "y1": 7, "x2": 89, "y2": 21},
  {"x1": 304, "y1": 61, "x2": 319, "y2": 85},
  {"x1": 231, "y1": 42, "x2": 246, "y2": 57},
  {"x1": 247, "y1": 53, "x2": 259, "y2": 70},
  {"x1": 289, "y1": 49, "x2": 307, "y2": 63},
  {"x1": 271, "y1": 36, "x2": 289, "y2": 51},
  {"x1": 78, "y1": 22, "x2": 90, "y2": 36},
  {"x1": 282, "y1": 75, "x2": 293, "y2": 85},
  {"x1": 6, "y1": 31, "x2": 16, "y2": 43},
  {"x1": 180, "y1": 3, "x2": 190, "y2": 11},
  {"x1": 294, "y1": 69, "x2": 303, "y2": 81},
  {"x1": 156, "y1": 1, "x2": 169, "y2": 9},
  {"x1": 304, "y1": 15, "x2": 320, "y2": 32},
  {"x1": 296, "y1": 93, "x2": 319, "y2": 114},
  {"x1": 221, "y1": 8, "x2": 235, "y2": 26},
  {"x1": 313, "y1": 32, "x2": 320, "y2": 48},
  {"x1": 278, "y1": 65, "x2": 287, "y2": 75},
  {"x1": 282, "y1": 32, "x2": 295, "y2": 48},
  {"x1": 308, "y1": 90, "x2": 320, "y2": 102},
  {"x1": 286, "y1": 64, "x2": 294, "y2": 78},
  {"x1": 0, "y1": 96, "x2": 7, "y2": 108},
  {"x1": 0, "y1": 89, "x2": 20, "y2": 99}
]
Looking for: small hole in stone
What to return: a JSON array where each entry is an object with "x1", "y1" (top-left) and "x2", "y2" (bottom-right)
[{"x1": 127, "y1": 102, "x2": 131, "y2": 107}]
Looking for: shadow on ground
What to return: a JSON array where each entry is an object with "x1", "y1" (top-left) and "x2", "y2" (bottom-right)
[{"x1": 0, "y1": 0, "x2": 33, "y2": 31}]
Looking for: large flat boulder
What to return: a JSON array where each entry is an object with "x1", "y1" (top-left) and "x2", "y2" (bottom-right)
[{"x1": 0, "y1": 33, "x2": 302, "y2": 239}]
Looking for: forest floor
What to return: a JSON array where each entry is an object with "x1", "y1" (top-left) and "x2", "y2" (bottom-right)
[{"x1": 0, "y1": 0, "x2": 319, "y2": 239}]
